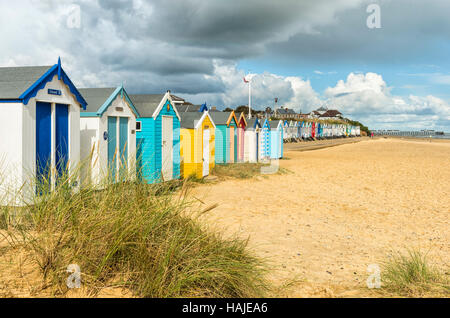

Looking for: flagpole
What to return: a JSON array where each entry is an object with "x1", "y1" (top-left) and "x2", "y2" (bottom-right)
[{"x1": 248, "y1": 79, "x2": 251, "y2": 120}]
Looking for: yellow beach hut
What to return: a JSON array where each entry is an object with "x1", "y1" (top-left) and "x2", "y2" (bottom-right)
[{"x1": 180, "y1": 111, "x2": 216, "y2": 179}]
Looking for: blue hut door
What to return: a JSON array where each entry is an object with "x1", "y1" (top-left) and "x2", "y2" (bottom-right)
[
  {"x1": 107, "y1": 117, "x2": 118, "y2": 180},
  {"x1": 55, "y1": 104, "x2": 69, "y2": 179},
  {"x1": 36, "y1": 102, "x2": 52, "y2": 188},
  {"x1": 119, "y1": 117, "x2": 128, "y2": 179},
  {"x1": 161, "y1": 116, "x2": 173, "y2": 181}
]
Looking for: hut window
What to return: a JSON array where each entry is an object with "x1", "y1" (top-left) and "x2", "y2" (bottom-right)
[{"x1": 136, "y1": 121, "x2": 142, "y2": 131}]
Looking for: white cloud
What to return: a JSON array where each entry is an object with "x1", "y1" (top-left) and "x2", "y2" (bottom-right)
[{"x1": 324, "y1": 72, "x2": 450, "y2": 130}]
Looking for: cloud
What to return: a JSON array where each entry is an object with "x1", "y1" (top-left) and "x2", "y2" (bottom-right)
[
  {"x1": 324, "y1": 72, "x2": 450, "y2": 130},
  {"x1": 0, "y1": 0, "x2": 449, "y2": 131}
]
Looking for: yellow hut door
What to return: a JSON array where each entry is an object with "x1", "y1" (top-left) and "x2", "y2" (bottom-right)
[
  {"x1": 229, "y1": 126, "x2": 234, "y2": 163},
  {"x1": 202, "y1": 129, "x2": 210, "y2": 177}
]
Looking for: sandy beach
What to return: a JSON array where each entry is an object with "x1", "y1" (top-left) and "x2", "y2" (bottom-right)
[
  {"x1": 193, "y1": 138, "x2": 450, "y2": 297},
  {"x1": 1, "y1": 137, "x2": 448, "y2": 297}
]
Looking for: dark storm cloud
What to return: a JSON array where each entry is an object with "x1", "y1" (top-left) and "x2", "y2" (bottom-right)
[{"x1": 267, "y1": 0, "x2": 450, "y2": 64}]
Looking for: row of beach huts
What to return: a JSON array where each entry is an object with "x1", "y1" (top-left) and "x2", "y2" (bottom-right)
[
  {"x1": 282, "y1": 120, "x2": 360, "y2": 142},
  {"x1": 0, "y1": 60, "x2": 359, "y2": 205}
]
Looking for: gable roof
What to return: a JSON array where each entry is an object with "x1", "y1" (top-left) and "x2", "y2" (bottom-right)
[
  {"x1": 0, "y1": 66, "x2": 52, "y2": 99},
  {"x1": 246, "y1": 118, "x2": 261, "y2": 130},
  {"x1": 130, "y1": 92, "x2": 180, "y2": 120},
  {"x1": 269, "y1": 120, "x2": 282, "y2": 129},
  {"x1": 79, "y1": 86, "x2": 140, "y2": 118},
  {"x1": 236, "y1": 112, "x2": 247, "y2": 126},
  {"x1": 276, "y1": 107, "x2": 296, "y2": 115},
  {"x1": 320, "y1": 109, "x2": 342, "y2": 117},
  {"x1": 179, "y1": 111, "x2": 216, "y2": 129},
  {"x1": 210, "y1": 111, "x2": 237, "y2": 126},
  {"x1": 0, "y1": 58, "x2": 87, "y2": 109},
  {"x1": 129, "y1": 94, "x2": 164, "y2": 117},
  {"x1": 176, "y1": 104, "x2": 201, "y2": 112}
]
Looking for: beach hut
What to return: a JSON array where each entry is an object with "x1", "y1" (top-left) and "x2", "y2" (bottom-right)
[
  {"x1": 236, "y1": 112, "x2": 247, "y2": 162},
  {"x1": 269, "y1": 120, "x2": 283, "y2": 159},
  {"x1": 259, "y1": 118, "x2": 271, "y2": 160},
  {"x1": 301, "y1": 121, "x2": 307, "y2": 139},
  {"x1": 311, "y1": 122, "x2": 316, "y2": 139},
  {"x1": 0, "y1": 58, "x2": 87, "y2": 205},
  {"x1": 283, "y1": 120, "x2": 289, "y2": 140},
  {"x1": 179, "y1": 111, "x2": 216, "y2": 179},
  {"x1": 130, "y1": 92, "x2": 181, "y2": 183},
  {"x1": 79, "y1": 86, "x2": 139, "y2": 185},
  {"x1": 289, "y1": 120, "x2": 296, "y2": 139},
  {"x1": 209, "y1": 111, "x2": 238, "y2": 164},
  {"x1": 244, "y1": 118, "x2": 261, "y2": 163}
]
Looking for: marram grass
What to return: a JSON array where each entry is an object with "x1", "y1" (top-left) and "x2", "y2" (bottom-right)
[
  {"x1": 1, "y1": 164, "x2": 268, "y2": 298},
  {"x1": 382, "y1": 249, "x2": 449, "y2": 297}
]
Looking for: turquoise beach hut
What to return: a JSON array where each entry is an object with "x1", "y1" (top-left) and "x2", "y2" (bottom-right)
[
  {"x1": 269, "y1": 120, "x2": 283, "y2": 159},
  {"x1": 131, "y1": 91, "x2": 181, "y2": 183},
  {"x1": 209, "y1": 111, "x2": 238, "y2": 164}
]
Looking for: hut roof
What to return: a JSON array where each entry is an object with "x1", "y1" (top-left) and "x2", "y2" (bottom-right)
[
  {"x1": 78, "y1": 88, "x2": 117, "y2": 113},
  {"x1": 0, "y1": 65, "x2": 52, "y2": 99},
  {"x1": 246, "y1": 118, "x2": 261, "y2": 129},
  {"x1": 269, "y1": 120, "x2": 282, "y2": 129},
  {"x1": 129, "y1": 94, "x2": 165, "y2": 117},
  {"x1": 210, "y1": 111, "x2": 236, "y2": 126},
  {"x1": 179, "y1": 112, "x2": 204, "y2": 129}
]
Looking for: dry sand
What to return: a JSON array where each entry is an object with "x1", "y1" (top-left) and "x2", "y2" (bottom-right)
[{"x1": 193, "y1": 138, "x2": 450, "y2": 297}]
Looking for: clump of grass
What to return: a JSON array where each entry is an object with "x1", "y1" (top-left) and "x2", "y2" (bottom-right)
[
  {"x1": 382, "y1": 249, "x2": 449, "y2": 297},
  {"x1": 212, "y1": 162, "x2": 288, "y2": 179},
  {"x1": 3, "y1": 166, "x2": 268, "y2": 298}
]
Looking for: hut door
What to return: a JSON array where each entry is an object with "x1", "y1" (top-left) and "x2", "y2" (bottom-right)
[
  {"x1": 119, "y1": 117, "x2": 128, "y2": 179},
  {"x1": 107, "y1": 117, "x2": 118, "y2": 180},
  {"x1": 202, "y1": 129, "x2": 210, "y2": 177},
  {"x1": 36, "y1": 102, "x2": 52, "y2": 189},
  {"x1": 162, "y1": 116, "x2": 173, "y2": 181},
  {"x1": 255, "y1": 131, "x2": 259, "y2": 162},
  {"x1": 55, "y1": 104, "x2": 69, "y2": 180},
  {"x1": 238, "y1": 127, "x2": 244, "y2": 162},
  {"x1": 229, "y1": 126, "x2": 234, "y2": 163}
]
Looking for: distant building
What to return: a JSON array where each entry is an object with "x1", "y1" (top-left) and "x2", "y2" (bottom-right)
[
  {"x1": 307, "y1": 110, "x2": 322, "y2": 119},
  {"x1": 274, "y1": 107, "x2": 300, "y2": 119},
  {"x1": 316, "y1": 106, "x2": 328, "y2": 115},
  {"x1": 307, "y1": 106, "x2": 343, "y2": 120},
  {"x1": 319, "y1": 109, "x2": 343, "y2": 120}
]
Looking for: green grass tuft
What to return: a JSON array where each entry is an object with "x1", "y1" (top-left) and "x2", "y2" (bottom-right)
[{"x1": 382, "y1": 249, "x2": 449, "y2": 297}]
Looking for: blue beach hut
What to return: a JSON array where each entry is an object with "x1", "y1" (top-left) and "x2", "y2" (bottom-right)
[
  {"x1": 269, "y1": 120, "x2": 283, "y2": 159},
  {"x1": 130, "y1": 91, "x2": 181, "y2": 183},
  {"x1": 259, "y1": 118, "x2": 271, "y2": 160},
  {"x1": 0, "y1": 58, "x2": 87, "y2": 204}
]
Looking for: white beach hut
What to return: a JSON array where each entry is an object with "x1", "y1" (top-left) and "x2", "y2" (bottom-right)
[
  {"x1": 0, "y1": 58, "x2": 87, "y2": 205},
  {"x1": 244, "y1": 118, "x2": 262, "y2": 163},
  {"x1": 79, "y1": 86, "x2": 139, "y2": 185}
]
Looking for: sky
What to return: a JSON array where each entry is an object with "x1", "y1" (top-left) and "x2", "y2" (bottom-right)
[{"x1": 1, "y1": 0, "x2": 450, "y2": 131}]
